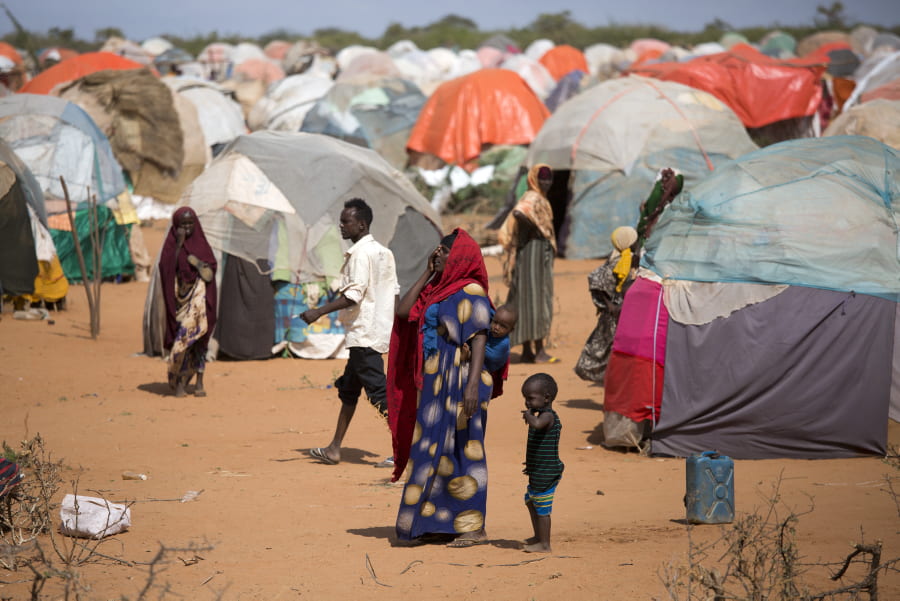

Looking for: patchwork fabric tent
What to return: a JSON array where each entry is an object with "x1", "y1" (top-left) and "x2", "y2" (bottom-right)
[
  {"x1": 247, "y1": 73, "x2": 333, "y2": 132},
  {"x1": 628, "y1": 44, "x2": 826, "y2": 128},
  {"x1": 55, "y1": 69, "x2": 185, "y2": 203},
  {"x1": 0, "y1": 94, "x2": 126, "y2": 205},
  {"x1": 407, "y1": 68, "x2": 549, "y2": 169},
  {"x1": 143, "y1": 131, "x2": 442, "y2": 360},
  {"x1": 525, "y1": 75, "x2": 757, "y2": 257},
  {"x1": 301, "y1": 77, "x2": 426, "y2": 169},
  {"x1": 604, "y1": 136, "x2": 900, "y2": 459}
]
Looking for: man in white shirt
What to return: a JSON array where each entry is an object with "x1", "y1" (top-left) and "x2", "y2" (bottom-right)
[{"x1": 301, "y1": 198, "x2": 399, "y2": 465}]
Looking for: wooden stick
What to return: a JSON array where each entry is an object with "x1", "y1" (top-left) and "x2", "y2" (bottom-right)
[{"x1": 60, "y1": 176, "x2": 97, "y2": 339}]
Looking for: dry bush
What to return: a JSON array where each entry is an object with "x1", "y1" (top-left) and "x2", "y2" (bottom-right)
[
  {"x1": 659, "y1": 475, "x2": 899, "y2": 601},
  {"x1": 1, "y1": 434, "x2": 64, "y2": 559},
  {"x1": 2, "y1": 435, "x2": 221, "y2": 600}
]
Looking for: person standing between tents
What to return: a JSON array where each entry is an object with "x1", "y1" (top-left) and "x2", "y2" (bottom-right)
[
  {"x1": 159, "y1": 207, "x2": 217, "y2": 398},
  {"x1": 303, "y1": 198, "x2": 399, "y2": 466},
  {"x1": 499, "y1": 164, "x2": 558, "y2": 363}
]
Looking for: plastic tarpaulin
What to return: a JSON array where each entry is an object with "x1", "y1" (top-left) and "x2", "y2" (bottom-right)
[
  {"x1": 407, "y1": 69, "x2": 548, "y2": 168},
  {"x1": 644, "y1": 136, "x2": 900, "y2": 299},
  {"x1": 50, "y1": 205, "x2": 134, "y2": 282},
  {"x1": 629, "y1": 43, "x2": 826, "y2": 128}
]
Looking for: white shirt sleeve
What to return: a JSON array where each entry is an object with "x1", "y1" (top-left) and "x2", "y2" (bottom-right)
[{"x1": 339, "y1": 249, "x2": 369, "y2": 304}]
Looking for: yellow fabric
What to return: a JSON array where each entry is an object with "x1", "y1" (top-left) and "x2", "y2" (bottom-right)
[
  {"x1": 25, "y1": 256, "x2": 69, "y2": 302},
  {"x1": 613, "y1": 249, "x2": 633, "y2": 292},
  {"x1": 498, "y1": 163, "x2": 557, "y2": 283},
  {"x1": 110, "y1": 188, "x2": 139, "y2": 225}
]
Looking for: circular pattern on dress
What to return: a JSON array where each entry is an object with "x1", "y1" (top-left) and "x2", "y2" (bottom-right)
[
  {"x1": 472, "y1": 301, "x2": 490, "y2": 327},
  {"x1": 424, "y1": 353, "x2": 440, "y2": 374},
  {"x1": 396, "y1": 508, "x2": 414, "y2": 533},
  {"x1": 437, "y1": 455, "x2": 455, "y2": 476},
  {"x1": 412, "y1": 422, "x2": 422, "y2": 445},
  {"x1": 432, "y1": 374, "x2": 443, "y2": 396},
  {"x1": 422, "y1": 400, "x2": 442, "y2": 426},
  {"x1": 404, "y1": 484, "x2": 423, "y2": 505},
  {"x1": 420, "y1": 502, "x2": 436, "y2": 517},
  {"x1": 428, "y1": 442, "x2": 438, "y2": 457},
  {"x1": 463, "y1": 440, "x2": 484, "y2": 461},
  {"x1": 447, "y1": 475, "x2": 478, "y2": 500},
  {"x1": 480, "y1": 370, "x2": 493, "y2": 387},
  {"x1": 453, "y1": 509, "x2": 484, "y2": 533},
  {"x1": 457, "y1": 298, "x2": 472, "y2": 323},
  {"x1": 463, "y1": 283, "x2": 485, "y2": 296},
  {"x1": 468, "y1": 464, "x2": 488, "y2": 488}
]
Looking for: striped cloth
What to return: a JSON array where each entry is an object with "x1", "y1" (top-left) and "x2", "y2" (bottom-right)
[
  {"x1": 0, "y1": 459, "x2": 22, "y2": 499},
  {"x1": 525, "y1": 408, "x2": 564, "y2": 492}
]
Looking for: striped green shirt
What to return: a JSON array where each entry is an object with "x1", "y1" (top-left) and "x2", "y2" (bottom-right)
[{"x1": 525, "y1": 408, "x2": 564, "y2": 492}]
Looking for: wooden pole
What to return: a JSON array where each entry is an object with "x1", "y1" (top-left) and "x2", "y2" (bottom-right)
[{"x1": 60, "y1": 176, "x2": 99, "y2": 339}]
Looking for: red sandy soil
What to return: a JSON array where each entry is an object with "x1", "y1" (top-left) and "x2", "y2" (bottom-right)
[{"x1": 1, "y1": 218, "x2": 898, "y2": 600}]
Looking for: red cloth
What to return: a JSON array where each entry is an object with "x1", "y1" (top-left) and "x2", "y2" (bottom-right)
[
  {"x1": 387, "y1": 228, "x2": 495, "y2": 481},
  {"x1": 158, "y1": 207, "x2": 218, "y2": 350},
  {"x1": 604, "y1": 350, "x2": 665, "y2": 423}
]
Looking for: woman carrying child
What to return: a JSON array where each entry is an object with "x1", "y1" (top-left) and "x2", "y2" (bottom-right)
[{"x1": 387, "y1": 229, "x2": 506, "y2": 547}]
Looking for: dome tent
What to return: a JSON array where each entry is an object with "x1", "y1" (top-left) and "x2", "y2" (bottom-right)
[
  {"x1": 524, "y1": 75, "x2": 757, "y2": 258},
  {"x1": 143, "y1": 131, "x2": 442, "y2": 360}
]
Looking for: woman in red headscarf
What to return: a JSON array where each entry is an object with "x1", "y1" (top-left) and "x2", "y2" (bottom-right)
[
  {"x1": 158, "y1": 207, "x2": 217, "y2": 398},
  {"x1": 387, "y1": 228, "x2": 504, "y2": 547}
]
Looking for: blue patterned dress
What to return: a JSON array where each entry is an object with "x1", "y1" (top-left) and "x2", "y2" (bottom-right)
[{"x1": 396, "y1": 283, "x2": 495, "y2": 540}]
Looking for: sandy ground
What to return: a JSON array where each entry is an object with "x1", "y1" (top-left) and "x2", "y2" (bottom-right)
[{"x1": 1, "y1": 217, "x2": 898, "y2": 601}]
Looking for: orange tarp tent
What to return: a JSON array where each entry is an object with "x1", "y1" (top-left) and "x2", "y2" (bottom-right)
[
  {"x1": 20, "y1": 52, "x2": 155, "y2": 95},
  {"x1": 539, "y1": 45, "x2": 589, "y2": 81},
  {"x1": 407, "y1": 68, "x2": 549, "y2": 169},
  {"x1": 0, "y1": 42, "x2": 23, "y2": 65},
  {"x1": 628, "y1": 44, "x2": 826, "y2": 128}
]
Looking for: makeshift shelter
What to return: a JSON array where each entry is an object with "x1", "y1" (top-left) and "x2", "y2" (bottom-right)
[
  {"x1": 100, "y1": 37, "x2": 154, "y2": 65},
  {"x1": 164, "y1": 78, "x2": 246, "y2": 153},
  {"x1": 0, "y1": 94, "x2": 126, "y2": 206},
  {"x1": 56, "y1": 69, "x2": 186, "y2": 203},
  {"x1": 604, "y1": 136, "x2": 899, "y2": 459},
  {"x1": 824, "y1": 99, "x2": 900, "y2": 148},
  {"x1": 143, "y1": 131, "x2": 442, "y2": 360},
  {"x1": 0, "y1": 139, "x2": 48, "y2": 298},
  {"x1": 233, "y1": 58, "x2": 285, "y2": 85},
  {"x1": 300, "y1": 77, "x2": 426, "y2": 169},
  {"x1": 628, "y1": 44, "x2": 826, "y2": 129},
  {"x1": 500, "y1": 54, "x2": 556, "y2": 100},
  {"x1": 407, "y1": 69, "x2": 549, "y2": 170},
  {"x1": 246, "y1": 73, "x2": 333, "y2": 131},
  {"x1": 524, "y1": 75, "x2": 757, "y2": 258},
  {"x1": 20, "y1": 52, "x2": 151, "y2": 95},
  {"x1": 539, "y1": 44, "x2": 588, "y2": 81}
]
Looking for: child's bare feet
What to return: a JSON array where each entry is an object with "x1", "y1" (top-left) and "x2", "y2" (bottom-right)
[
  {"x1": 522, "y1": 536, "x2": 540, "y2": 545},
  {"x1": 523, "y1": 541, "x2": 551, "y2": 553}
]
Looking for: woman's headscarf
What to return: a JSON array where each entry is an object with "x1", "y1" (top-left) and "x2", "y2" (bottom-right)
[
  {"x1": 610, "y1": 226, "x2": 638, "y2": 292},
  {"x1": 497, "y1": 163, "x2": 557, "y2": 283},
  {"x1": 386, "y1": 228, "x2": 490, "y2": 481},
  {"x1": 158, "y1": 207, "x2": 218, "y2": 350}
]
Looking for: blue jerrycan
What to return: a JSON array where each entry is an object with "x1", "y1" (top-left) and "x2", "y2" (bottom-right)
[{"x1": 685, "y1": 451, "x2": 734, "y2": 524}]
